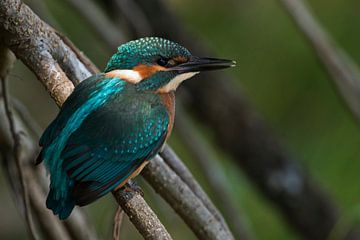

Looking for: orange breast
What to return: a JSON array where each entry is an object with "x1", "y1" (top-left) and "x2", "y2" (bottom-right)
[{"x1": 159, "y1": 92, "x2": 175, "y2": 140}]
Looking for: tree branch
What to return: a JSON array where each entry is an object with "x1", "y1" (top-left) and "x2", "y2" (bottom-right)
[{"x1": 113, "y1": 190, "x2": 172, "y2": 240}]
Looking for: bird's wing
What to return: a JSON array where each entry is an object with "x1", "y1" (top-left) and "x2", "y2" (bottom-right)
[
  {"x1": 38, "y1": 74, "x2": 169, "y2": 219},
  {"x1": 38, "y1": 74, "x2": 106, "y2": 152},
  {"x1": 62, "y1": 93, "x2": 169, "y2": 206}
]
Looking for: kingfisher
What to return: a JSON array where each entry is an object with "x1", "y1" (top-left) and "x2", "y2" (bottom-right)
[{"x1": 36, "y1": 37, "x2": 235, "y2": 219}]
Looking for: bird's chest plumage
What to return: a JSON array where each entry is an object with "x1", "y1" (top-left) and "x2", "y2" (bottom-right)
[
  {"x1": 95, "y1": 86, "x2": 175, "y2": 146},
  {"x1": 158, "y1": 92, "x2": 175, "y2": 140}
]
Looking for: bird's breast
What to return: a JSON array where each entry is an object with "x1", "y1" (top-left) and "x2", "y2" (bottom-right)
[{"x1": 158, "y1": 92, "x2": 175, "y2": 139}]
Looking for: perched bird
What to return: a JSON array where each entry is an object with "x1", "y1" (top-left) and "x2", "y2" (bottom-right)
[{"x1": 37, "y1": 37, "x2": 235, "y2": 219}]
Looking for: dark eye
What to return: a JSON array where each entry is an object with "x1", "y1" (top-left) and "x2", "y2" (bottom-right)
[{"x1": 157, "y1": 57, "x2": 168, "y2": 66}]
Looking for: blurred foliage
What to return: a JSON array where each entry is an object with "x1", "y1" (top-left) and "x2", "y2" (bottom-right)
[{"x1": 1, "y1": 0, "x2": 360, "y2": 239}]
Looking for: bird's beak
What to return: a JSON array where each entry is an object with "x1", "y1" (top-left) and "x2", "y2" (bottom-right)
[{"x1": 170, "y1": 57, "x2": 236, "y2": 73}]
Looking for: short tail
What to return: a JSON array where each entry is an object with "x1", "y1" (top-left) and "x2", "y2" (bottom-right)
[{"x1": 46, "y1": 188, "x2": 75, "y2": 220}]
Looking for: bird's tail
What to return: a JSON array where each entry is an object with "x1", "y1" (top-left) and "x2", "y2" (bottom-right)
[{"x1": 46, "y1": 187, "x2": 75, "y2": 220}]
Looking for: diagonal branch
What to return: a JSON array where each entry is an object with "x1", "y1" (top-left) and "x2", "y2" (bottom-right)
[
  {"x1": 280, "y1": 0, "x2": 360, "y2": 122},
  {"x1": 173, "y1": 104, "x2": 254, "y2": 240},
  {"x1": 113, "y1": 189, "x2": 172, "y2": 240}
]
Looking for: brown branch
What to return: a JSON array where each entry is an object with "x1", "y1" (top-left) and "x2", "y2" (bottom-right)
[
  {"x1": 0, "y1": 1, "x2": 173, "y2": 239},
  {"x1": 142, "y1": 155, "x2": 234, "y2": 240},
  {"x1": 280, "y1": 0, "x2": 360, "y2": 123},
  {"x1": 113, "y1": 190, "x2": 172, "y2": 240}
]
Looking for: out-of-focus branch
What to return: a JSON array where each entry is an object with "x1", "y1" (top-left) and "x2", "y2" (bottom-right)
[
  {"x1": 112, "y1": 0, "x2": 152, "y2": 37},
  {"x1": 11, "y1": 98, "x2": 98, "y2": 240},
  {"x1": 173, "y1": 104, "x2": 253, "y2": 240},
  {"x1": 66, "y1": 0, "x2": 126, "y2": 49},
  {"x1": 142, "y1": 155, "x2": 234, "y2": 240},
  {"x1": 280, "y1": 0, "x2": 360, "y2": 122},
  {"x1": 0, "y1": 46, "x2": 38, "y2": 240},
  {"x1": 0, "y1": 104, "x2": 72, "y2": 240}
]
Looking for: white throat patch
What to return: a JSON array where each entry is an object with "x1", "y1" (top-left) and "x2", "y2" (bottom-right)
[
  {"x1": 105, "y1": 69, "x2": 142, "y2": 84},
  {"x1": 159, "y1": 72, "x2": 199, "y2": 93}
]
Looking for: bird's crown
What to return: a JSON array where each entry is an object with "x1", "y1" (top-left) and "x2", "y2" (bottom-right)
[{"x1": 105, "y1": 37, "x2": 191, "y2": 71}]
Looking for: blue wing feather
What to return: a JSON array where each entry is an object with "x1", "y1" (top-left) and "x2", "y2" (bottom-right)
[{"x1": 39, "y1": 75, "x2": 169, "y2": 219}]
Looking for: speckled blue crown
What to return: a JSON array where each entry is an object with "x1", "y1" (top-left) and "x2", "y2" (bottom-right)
[{"x1": 105, "y1": 37, "x2": 191, "y2": 72}]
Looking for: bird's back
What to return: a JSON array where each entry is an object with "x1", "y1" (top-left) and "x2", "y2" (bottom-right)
[{"x1": 38, "y1": 75, "x2": 172, "y2": 219}]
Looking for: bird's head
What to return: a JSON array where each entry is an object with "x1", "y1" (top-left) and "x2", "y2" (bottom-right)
[{"x1": 104, "y1": 37, "x2": 235, "y2": 93}]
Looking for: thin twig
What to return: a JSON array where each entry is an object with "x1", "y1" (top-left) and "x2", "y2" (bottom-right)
[{"x1": 112, "y1": 206, "x2": 124, "y2": 240}]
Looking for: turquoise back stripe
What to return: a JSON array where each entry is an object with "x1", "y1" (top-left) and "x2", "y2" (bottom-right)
[{"x1": 43, "y1": 78, "x2": 125, "y2": 200}]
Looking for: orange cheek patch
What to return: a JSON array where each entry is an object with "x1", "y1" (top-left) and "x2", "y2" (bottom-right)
[{"x1": 133, "y1": 64, "x2": 167, "y2": 79}]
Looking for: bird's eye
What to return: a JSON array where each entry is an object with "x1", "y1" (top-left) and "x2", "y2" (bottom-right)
[{"x1": 157, "y1": 57, "x2": 169, "y2": 67}]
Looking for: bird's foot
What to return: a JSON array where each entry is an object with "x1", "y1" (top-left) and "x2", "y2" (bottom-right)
[{"x1": 122, "y1": 180, "x2": 144, "y2": 197}]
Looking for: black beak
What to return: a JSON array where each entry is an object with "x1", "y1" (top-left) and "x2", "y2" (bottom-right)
[{"x1": 171, "y1": 57, "x2": 236, "y2": 73}]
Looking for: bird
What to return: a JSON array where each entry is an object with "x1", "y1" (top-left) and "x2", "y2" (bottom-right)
[{"x1": 36, "y1": 37, "x2": 235, "y2": 220}]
